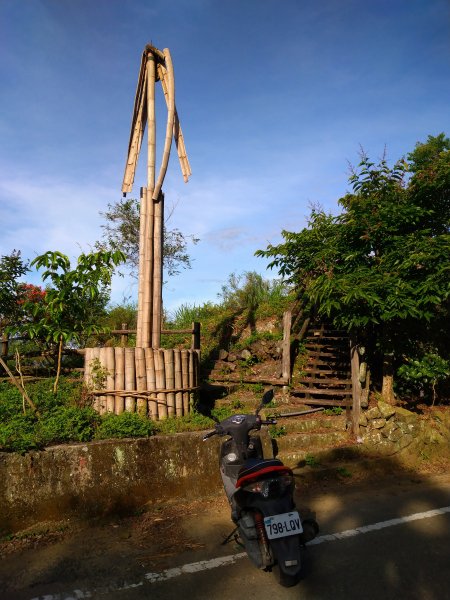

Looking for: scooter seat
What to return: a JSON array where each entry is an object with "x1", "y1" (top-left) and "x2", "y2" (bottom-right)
[{"x1": 236, "y1": 458, "x2": 292, "y2": 488}]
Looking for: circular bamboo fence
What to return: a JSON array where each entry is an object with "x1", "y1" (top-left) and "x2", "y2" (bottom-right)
[{"x1": 84, "y1": 347, "x2": 199, "y2": 419}]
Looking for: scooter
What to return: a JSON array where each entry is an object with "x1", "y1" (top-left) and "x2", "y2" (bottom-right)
[{"x1": 203, "y1": 389, "x2": 319, "y2": 587}]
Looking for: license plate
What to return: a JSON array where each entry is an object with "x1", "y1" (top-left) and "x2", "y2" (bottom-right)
[{"x1": 264, "y1": 511, "x2": 303, "y2": 539}]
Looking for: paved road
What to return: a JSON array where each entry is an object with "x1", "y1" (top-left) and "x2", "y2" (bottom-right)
[{"x1": 2, "y1": 473, "x2": 449, "y2": 600}]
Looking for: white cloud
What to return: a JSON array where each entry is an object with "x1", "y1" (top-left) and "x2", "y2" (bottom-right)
[{"x1": 0, "y1": 170, "x2": 115, "y2": 260}]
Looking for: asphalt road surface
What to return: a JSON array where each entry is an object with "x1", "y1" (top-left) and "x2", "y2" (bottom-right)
[{"x1": 1, "y1": 473, "x2": 449, "y2": 600}]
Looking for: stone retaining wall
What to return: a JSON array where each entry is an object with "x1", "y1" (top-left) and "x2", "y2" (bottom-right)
[
  {"x1": 359, "y1": 401, "x2": 427, "y2": 453},
  {"x1": 0, "y1": 432, "x2": 222, "y2": 536}
]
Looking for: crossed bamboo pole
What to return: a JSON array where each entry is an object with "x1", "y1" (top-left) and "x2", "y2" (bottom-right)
[{"x1": 122, "y1": 45, "x2": 191, "y2": 348}]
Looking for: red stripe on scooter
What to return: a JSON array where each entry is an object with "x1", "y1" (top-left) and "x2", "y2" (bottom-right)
[{"x1": 236, "y1": 466, "x2": 292, "y2": 488}]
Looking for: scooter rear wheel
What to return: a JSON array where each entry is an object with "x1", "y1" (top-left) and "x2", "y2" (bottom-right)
[{"x1": 275, "y1": 565, "x2": 300, "y2": 587}]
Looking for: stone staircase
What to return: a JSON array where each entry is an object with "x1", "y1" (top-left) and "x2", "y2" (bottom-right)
[
  {"x1": 267, "y1": 412, "x2": 355, "y2": 470},
  {"x1": 291, "y1": 322, "x2": 353, "y2": 407}
]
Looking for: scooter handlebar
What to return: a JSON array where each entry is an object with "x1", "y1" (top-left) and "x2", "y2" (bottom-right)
[{"x1": 202, "y1": 430, "x2": 217, "y2": 441}]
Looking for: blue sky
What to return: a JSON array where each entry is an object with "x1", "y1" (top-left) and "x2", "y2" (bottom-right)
[{"x1": 1, "y1": 0, "x2": 448, "y2": 315}]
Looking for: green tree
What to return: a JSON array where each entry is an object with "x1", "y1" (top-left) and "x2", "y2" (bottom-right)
[
  {"x1": 13, "y1": 249, "x2": 125, "y2": 391},
  {"x1": 0, "y1": 250, "x2": 29, "y2": 335},
  {"x1": 96, "y1": 197, "x2": 199, "y2": 277},
  {"x1": 257, "y1": 135, "x2": 450, "y2": 404}
]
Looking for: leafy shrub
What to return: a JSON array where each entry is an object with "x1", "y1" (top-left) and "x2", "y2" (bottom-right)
[
  {"x1": 154, "y1": 411, "x2": 215, "y2": 434},
  {"x1": 39, "y1": 406, "x2": 100, "y2": 444},
  {"x1": 397, "y1": 353, "x2": 449, "y2": 404},
  {"x1": 95, "y1": 412, "x2": 156, "y2": 440},
  {"x1": 323, "y1": 407, "x2": 344, "y2": 416},
  {"x1": 0, "y1": 413, "x2": 39, "y2": 453}
]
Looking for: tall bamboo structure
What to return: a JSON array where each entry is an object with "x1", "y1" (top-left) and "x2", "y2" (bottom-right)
[
  {"x1": 84, "y1": 45, "x2": 195, "y2": 421},
  {"x1": 122, "y1": 44, "x2": 191, "y2": 348}
]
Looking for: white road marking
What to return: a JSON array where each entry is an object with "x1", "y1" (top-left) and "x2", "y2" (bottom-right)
[
  {"x1": 29, "y1": 505, "x2": 450, "y2": 599},
  {"x1": 308, "y1": 505, "x2": 450, "y2": 545}
]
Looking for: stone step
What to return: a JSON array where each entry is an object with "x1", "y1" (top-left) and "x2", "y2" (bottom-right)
[
  {"x1": 274, "y1": 431, "x2": 349, "y2": 453},
  {"x1": 268, "y1": 415, "x2": 347, "y2": 433},
  {"x1": 282, "y1": 444, "x2": 364, "y2": 470}
]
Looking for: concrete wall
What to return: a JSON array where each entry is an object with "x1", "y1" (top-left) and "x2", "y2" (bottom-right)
[{"x1": 0, "y1": 433, "x2": 223, "y2": 536}]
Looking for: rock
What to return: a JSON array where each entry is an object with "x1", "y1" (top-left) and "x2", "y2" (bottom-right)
[
  {"x1": 360, "y1": 389, "x2": 369, "y2": 408},
  {"x1": 228, "y1": 353, "x2": 237, "y2": 362},
  {"x1": 397, "y1": 421, "x2": 420, "y2": 437},
  {"x1": 377, "y1": 401, "x2": 396, "y2": 419},
  {"x1": 359, "y1": 413, "x2": 368, "y2": 427},
  {"x1": 395, "y1": 434, "x2": 414, "y2": 451},
  {"x1": 370, "y1": 418, "x2": 387, "y2": 429},
  {"x1": 394, "y1": 406, "x2": 417, "y2": 424},
  {"x1": 387, "y1": 427, "x2": 404, "y2": 443},
  {"x1": 362, "y1": 430, "x2": 396, "y2": 455},
  {"x1": 381, "y1": 420, "x2": 398, "y2": 438},
  {"x1": 218, "y1": 349, "x2": 229, "y2": 361},
  {"x1": 240, "y1": 349, "x2": 252, "y2": 361},
  {"x1": 365, "y1": 406, "x2": 381, "y2": 420}
]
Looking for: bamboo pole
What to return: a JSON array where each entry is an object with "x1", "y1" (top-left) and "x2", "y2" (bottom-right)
[
  {"x1": 135, "y1": 346, "x2": 147, "y2": 415},
  {"x1": 143, "y1": 187, "x2": 155, "y2": 348},
  {"x1": 137, "y1": 187, "x2": 147, "y2": 348},
  {"x1": 152, "y1": 48, "x2": 175, "y2": 203},
  {"x1": 122, "y1": 67, "x2": 148, "y2": 194},
  {"x1": 105, "y1": 346, "x2": 115, "y2": 413},
  {"x1": 188, "y1": 350, "x2": 195, "y2": 411},
  {"x1": 164, "y1": 349, "x2": 175, "y2": 417},
  {"x1": 145, "y1": 347, "x2": 157, "y2": 419},
  {"x1": 91, "y1": 347, "x2": 101, "y2": 412},
  {"x1": 95, "y1": 347, "x2": 107, "y2": 415},
  {"x1": 181, "y1": 349, "x2": 189, "y2": 415},
  {"x1": 84, "y1": 348, "x2": 92, "y2": 387},
  {"x1": 157, "y1": 62, "x2": 191, "y2": 182},
  {"x1": 174, "y1": 349, "x2": 183, "y2": 416},
  {"x1": 146, "y1": 51, "x2": 156, "y2": 197},
  {"x1": 154, "y1": 349, "x2": 167, "y2": 419},
  {"x1": 114, "y1": 347, "x2": 125, "y2": 414},
  {"x1": 124, "y1": 348, "x2": 136, "y2": 412},
  {"x1": 143, "y1": 49, "x2": 157, "y2": 348},
  {"x1": 152, "y1": 192, "x2": 164, "y2": 348}
]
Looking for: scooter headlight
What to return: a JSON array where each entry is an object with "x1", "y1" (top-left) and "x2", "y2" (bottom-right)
[
  {"x1": 225, "y1": 452, "x2": 238, "y2": 463},
  {"x1": 242, "y1": 474, "x2": 294, "y2": 498}
]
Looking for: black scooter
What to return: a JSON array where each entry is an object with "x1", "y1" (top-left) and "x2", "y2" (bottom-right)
[{"x1": 203, "y1": 389, "x2": 319, "y2": 587}]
